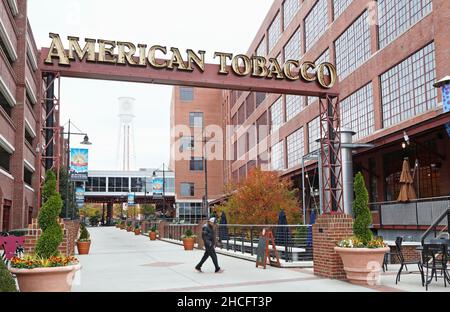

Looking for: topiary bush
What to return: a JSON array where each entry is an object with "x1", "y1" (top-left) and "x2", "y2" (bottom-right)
[
  {"x1": 35, "y1": 170, "x2": 64, "y2": 259},
  {"x1": 0, "y1": 258, "x2": 17, "y2": 292},
  {"x1": 78, "y1": 223, "x2": 90, "y2": 242},
  {"x1": 352, "y1": 172, "x2": 373, "y2": 245}
]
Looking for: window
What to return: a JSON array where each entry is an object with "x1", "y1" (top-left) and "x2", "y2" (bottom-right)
[
  {"x1": 180, "y1": 136, "x2": 194, "y2": 152},
  {"x1": 24, "y1": 167, "x2": 33, "y2": 186},
  {"x1": 378, "y1": 0, "x2": 432, "y2": 49},
  {"x1": 381, "y1": 43, "x2": 437, "y2": 128},
  {"x1": 270, "y1": 97, "x2": 283, "y2": 133},
  {"x1": 25, "y1": 129, "x2": 34, "y2": 146},
  {"x1": 131, "y1": 177, "x2": 146, "y2": 192},
  {"x1": 2, "y1": 201, "x2": 11, "y2": 231},
  {"x1": 283, "y1": 0, "x2": 300, "y2": 29},
  {"x1": 189, "y1": 112, "x2": 203, "y2": 128},
  {"x1": 246, "y1": 93, "x2": 255, "y2": 119},
  {"x1": 270, "y1": 141, "x2": 285, "y2": 171},
  {"x1": 85, "y1": 177, "x2": 107, "y2": 192},
  {"x1": 178, "y1": 202, "x2": 203, "y2": 221},
  {"x1": 255, "y1": 92, "x2": 266, "y2": 107},
  {"x1": 341, "y1": 83, "x2": 374, "y2": 140},
  {"x1": 284, "y1": 29, "x2": 301, "y2": 61},
  {"x1": 238, "y1": 134, "x2": 247, "y2": 158},
  {"x1": 179, "y1": 87, "x2": 194, "y2": 101},
  {"x1": 304, "y1": 0, "x2": 328, "y2": 52},
  {"x1": 287, "y1": 127, "x2": 304, "y2": 168},
  {"x1": 335, "y1": 11, "x2": 371, "y2": 79},
  {"x1": 0, "y1": 91, "x2": 12, "y2": 117},
  {"x1": 108, "y1": 177, "x2": 129, "y2": 192},
  {"x1": 180, "y1": 183, "x2": 195, "y2": 197},
  {"x1": 256, "y1": 37, "x2": 267, "y2": 57},
  {"x1": 190, "y1": 157, "x2": 204, "y2": 171},
  {"x1": 308, "y1": 117, "x2": 320, "y2": 153},
  {"x1": 0, "y1": 145, "x2": 11, "y2": 172},
  {"x1": 286, "y1": 95, "x2": 305, "y2": 122},
  {"x1": 333, "y1": 0, "x2": 353, "y2": 19},
  {"x1": 268, "y1": 12, "x2": 282, "y2": 52},
  {"x1": 238, "y1": 104, "x2": 245, "y2": 125},
  {"x1": 257, "y1": 113, "x2": 269, "y2": 143}
]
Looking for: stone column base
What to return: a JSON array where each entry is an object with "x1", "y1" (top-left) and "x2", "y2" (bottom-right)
[{"x1": 313, "y1": 214, "x2": 353, "y2": 279}]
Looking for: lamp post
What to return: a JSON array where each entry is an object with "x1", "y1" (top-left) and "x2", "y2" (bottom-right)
[
  {"x1": 153, "y1": 163, "x2": 166, "y2": 219},
  {"x1": 63, "y1": 119, "x2": 92, "y2": 220}
]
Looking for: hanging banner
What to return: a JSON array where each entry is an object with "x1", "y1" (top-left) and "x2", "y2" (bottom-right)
[
  {"x1": 152, "y1": 177, "x2": 163, "y2": 198},
  {"x1": 443, "y1": 84, "x2": 450, "y2": 138},
  {"x1": 127, "y1": 193, "x2": 135, "y2": 206},
  {"x1": 70, "y1": 148, "x2": 89, "y2": 181},
  {"x1": 75, "y1": 186, "x2": 85, "y2": 208}
]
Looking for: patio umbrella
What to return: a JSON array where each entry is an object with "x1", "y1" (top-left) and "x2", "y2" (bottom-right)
[
  {"x1": 219, "y1": 211, "x2": 229, "y2": 241},
  {"x1": 275, "y1": 209, "x2": 291, "y2": 247},
  {"x1": 306, "y1": 210, "x2": 316, "y2": 247},
  {"x1": 397, "y1": 158, "x2": 417, "y2": 202}
]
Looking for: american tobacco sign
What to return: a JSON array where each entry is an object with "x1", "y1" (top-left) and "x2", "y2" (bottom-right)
[{"x1": 45, "y1": 33, "x2": 337, "y2": 89}]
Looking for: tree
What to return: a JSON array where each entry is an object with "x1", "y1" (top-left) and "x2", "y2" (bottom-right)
[
  {"x1": 35, "y1": 170, "x2": 64, "y2": 259},
  {"x1": 0, "y1": 258, "x2": 17, "y2": 292},
  {"x1": 352, "y1": 172, "x2": 373, "y2": 245},
  {"x1": 215, "y1": 168, "x2": 301, "y2": 224},
  {"x1": 141, "y1": 204, "x2": 156, "y2": 219}
]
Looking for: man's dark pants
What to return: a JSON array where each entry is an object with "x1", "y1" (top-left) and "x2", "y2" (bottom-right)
[{"x1": 197, "y1": 246, "x2": 219, "y2": 270}]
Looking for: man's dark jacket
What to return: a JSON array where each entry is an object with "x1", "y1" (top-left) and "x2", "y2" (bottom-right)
[{"x1": 202, "y1": 223, "x2": 215, "y2": 248}]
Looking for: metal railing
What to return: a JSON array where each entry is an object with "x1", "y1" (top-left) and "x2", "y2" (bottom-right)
[
  {"x1": 162, "y1": 223, "x2": 198, "y2": 241},
  {"x1": 421, "y1": 207, "x2": 450, "y2": 245},
  {"x1": 370, "y1": 196, "x2": 450, "y2": 227}
]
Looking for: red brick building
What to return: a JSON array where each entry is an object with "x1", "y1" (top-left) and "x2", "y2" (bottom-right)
[{"x1": 0, "y1": 0, "x2": 42, "y2": 232}]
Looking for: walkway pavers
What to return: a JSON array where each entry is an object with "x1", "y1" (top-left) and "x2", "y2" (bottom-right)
[{"x1": 71, "y1": 227, "x2": 450, "y2": 292}]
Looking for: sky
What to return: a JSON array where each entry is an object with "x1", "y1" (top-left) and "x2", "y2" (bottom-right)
[{"x1": 27, "y1": 0, "x2": 273, "y2": 171}]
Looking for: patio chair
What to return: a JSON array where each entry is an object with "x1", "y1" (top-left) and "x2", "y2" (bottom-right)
[
  {"x1": 1, "y1": 236, "x2": 25, "y2": 266},
  {"x1": 383, "y1": 236, "x2": 402, "y2": 272},
  {"x1": 395, "y1": 237, "x2": 422, "y2": 284},
  {"x1": 419, "y1": 243, "x2": 449, "y2": 291}
]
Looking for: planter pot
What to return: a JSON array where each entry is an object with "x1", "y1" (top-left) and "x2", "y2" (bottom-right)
[
  {"x1": 127, "y1": 227, "x2": 132, "y2": 232},
  {"x1": 9, "y1": 264, "x2": 81, "y2": 292},
  {"x1": 149, "y1": 232, "x2": 157, "y2": 240},
  {"x1": 77, "y1": 241, "x2": 91, "y2": 255},
  {"x1": 183, "y1": 238, "x2": 195, "y2": 250},
  {"x1": 134, "y1": 229, "x2": 141, "y2": 235},
  {"x1": 334, "y1": 246, "x2": 390, "y2": 285}
]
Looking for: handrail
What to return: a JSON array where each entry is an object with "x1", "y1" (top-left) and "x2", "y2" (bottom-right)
[
  {"x1": 369, "y1": 196, "x2": 450, "y2": 206},
  {"x1": 420, "y1": 206, "x2": 450, "y2": 245}
]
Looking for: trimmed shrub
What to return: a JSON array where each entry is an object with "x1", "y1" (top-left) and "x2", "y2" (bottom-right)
[
  {"x1": 78, "y1": 223, "x2": 90, "y2": 242},
  {"x1": 352, "y1": 172, "x2": 373, "y2": 245},
  {"x1": 35, "y1": 170, "x2": 64, "y2": 259},
  {"x1": 0, "y1": 259, "x2": 17, "y2": 292}
]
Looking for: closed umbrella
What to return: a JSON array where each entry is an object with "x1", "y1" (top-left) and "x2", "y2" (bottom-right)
[
  {"x1": 275, "y1": 209, "x2": 291, "y2": 247},
  {"x1": 397, "y1": 158, "x2": 417, "y2": 202},
  {"x1": 219, "y1": 211, "x2": 229, "y2": 241}
]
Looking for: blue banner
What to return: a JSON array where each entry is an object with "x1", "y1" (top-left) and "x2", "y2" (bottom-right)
[
  {"x1": 70, "y1": 148, "x2": 89, "y2": 181},
  {"x1": 442, "y1": 84, "x2": 450, "y2": 138},
  {"x1": 152, "y1": 177, "x2": 163, "y2": 198},
  {"x1": 75, "y1": 186, "x2": 85, "y2": 208},
  {"x1": 127, "y1": 193, "x2": 135, "y2": 206}
]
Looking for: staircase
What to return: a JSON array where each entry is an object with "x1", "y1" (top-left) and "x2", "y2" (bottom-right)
[{"x1": 420, "y1": 206, "x2": 450, "y2": 245}]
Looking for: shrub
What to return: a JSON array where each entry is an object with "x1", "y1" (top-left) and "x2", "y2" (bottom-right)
[
  {"x1": 181, "y1": 229, "x2": 196, "y2": 239},
  {"x1": 0, "y1": 258, "x2": 17, "y2": 292},
  {"x1": 352, "y1": 172, "x2": 373, "y2": 245},
  {"x1": 35, "y1": 170, "x2": 64, "y2": 259},
  {"x1": 150, "y1": 225, "x2": 158, "y2": 232},
  {"x1": 78, "y1": 223, "x2": 90, "y2": 242}
]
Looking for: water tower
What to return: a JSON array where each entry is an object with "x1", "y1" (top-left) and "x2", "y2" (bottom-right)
[{"x1": 117, "y1": 97, "x2": 136, "y2": 171}]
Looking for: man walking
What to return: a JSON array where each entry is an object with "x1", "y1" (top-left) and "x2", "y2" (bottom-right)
[{"x1": 195, "y1": 217, "x2": 223, "y2": 273}]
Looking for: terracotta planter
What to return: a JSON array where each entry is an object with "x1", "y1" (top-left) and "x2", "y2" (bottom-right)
[
  {"x1": 334, "y1": 246, "x2": 390, "y2": 285},
  {"x1": 77, "y1": 241, "x2": 91, "y2": 255},
  {"x1": 134, "y1": 229, "x2": 141, "y2": 235},
  {"x1": 149, "y1": 232, "x2": 157, "y2": 240},
  {"x1": 9, "y1": 264, "x2": 81, "y2": 292},
  {"x1": 127, "y1": 227, "x2": 132, "y2": 232},
  {"x1": 183, "y1": 237, "x2": 195, "y2": 250}
]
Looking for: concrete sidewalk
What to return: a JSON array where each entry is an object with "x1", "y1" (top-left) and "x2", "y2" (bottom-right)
[{"x1": 71, "y1": 227, "x2": 450, "y2": 292}]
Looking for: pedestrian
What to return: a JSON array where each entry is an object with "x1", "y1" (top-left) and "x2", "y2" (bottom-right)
[{"x1": 195, "y1": 217, "x2": 223, "y2": 273}]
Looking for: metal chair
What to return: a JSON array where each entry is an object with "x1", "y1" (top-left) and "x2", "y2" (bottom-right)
[
  {"x1": 419, "y1": 243, "x2": 449, "y2": 291},
  {"x1": 395, "y1": 237, "x2": 422, "y2": 284},
  {"x1": 383, "y1": 236, "x2": 402, "y2": 272}
]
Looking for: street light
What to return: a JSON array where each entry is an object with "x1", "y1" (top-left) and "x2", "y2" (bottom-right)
[
  {"x1": 63, "y1": 119, "x2": 92, "y2": 220},
  {"x1": 153, "y1": 163, "x2": 166, "y2": 219}
]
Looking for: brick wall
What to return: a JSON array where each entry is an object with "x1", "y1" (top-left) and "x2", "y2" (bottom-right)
[
  {"x1": 23, "y1": 218, "x2": 79, "y2": 256},
  {"x1": 387, "y1": 245, "x2": 421, "y2": 264},
  {"x1": 313, "y1": 214, "x2": 354, "y2": 279}
]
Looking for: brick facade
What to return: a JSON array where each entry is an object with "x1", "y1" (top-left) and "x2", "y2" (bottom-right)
[{"x1": 313, "y1": 214, "x2": 353, "y2": 279}]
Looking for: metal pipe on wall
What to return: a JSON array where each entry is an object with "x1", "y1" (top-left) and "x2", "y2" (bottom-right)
[{"x1": 340, "y1": 128, "x2": 356, "y2": 216}]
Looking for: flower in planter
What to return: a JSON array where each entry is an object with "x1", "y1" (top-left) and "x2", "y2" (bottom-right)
[
  {"x1": 181, "y1": 229, "x2": 197, "y2": 239},
  {"x1": 149, "y1": 225, "x2": 159, "y2": 233}
]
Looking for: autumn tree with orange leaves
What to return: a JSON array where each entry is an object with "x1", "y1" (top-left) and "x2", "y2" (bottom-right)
[{"x1": 215, "y1": 168, "x2": 301, "y2": 224}]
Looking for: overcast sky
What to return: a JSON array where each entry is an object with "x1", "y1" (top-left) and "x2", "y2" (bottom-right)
[{"x1": 27, "y1": 0, "x2": 273, "y2": 171}]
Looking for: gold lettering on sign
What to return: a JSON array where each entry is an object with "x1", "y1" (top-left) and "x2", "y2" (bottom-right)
[
  {"x1": 231, "y1": 55, "x2": 251, "y2": 76},
  {"x1": 148, "y1": 45, "x2": 168, "y2": 68},
  {"x1": 137, "y1": 44, "x2": 147, "y2": 66},
  {"x1": 117, "y1": 42, "x2": 137, "y2": 65},
  {"x1": 167, "y1": 48, "x2": 189, "y2": 71},
  {"x1": 283, "y1": 60, "x2": 300, "y2": 80},
  {"x1": 214, "y1": 52, "x2": 232, "y2": 74},
  {"x1": 45, "y1": 33, "x2": 69, "y2": 65},
  {"x1": 68, "y1": 36, "x2": 96, "y2": 62},
  {"x1": 251, "y1": 56, "x2": 268, "y2": 78},
  {"x1": 186, "y1": 49, "x2": 205, "y2": 72},
  {"x1": 98, "y1": 39, "x2": 117, "y2": 63},
  {"x1": 266, "y1": 58, "x2": 285, "y2": 79},
  {"x1": 300, "y1": 61, "x2": 316, "y2": 82},
  {"x1": 317, "y1": 62, "x2": 337, "y2": 89}
]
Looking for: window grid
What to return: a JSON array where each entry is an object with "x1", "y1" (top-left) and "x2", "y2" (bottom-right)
[
  {"x1": 381, "y1": 43, "x2": 437, "y2": 128},
  {"x1": 256, "y1": 37, "x2": 267, "y2": 56},
  {"x1": 287, "y1": 127, "x2": 304, "y2": 168},
  {"x1": 283, "y1": 0, "x2": 300, "y2": 29},
  {"x1": 308, "y1": 49, "x2": 330, "y2": 105},
  {"x1": 286, "y1": 95, "x2": 305, "y2": 122},
  {"x1": 305, "y1": 0, "x2": 328, "y2": 52},
  {"x1": 189, "y1": 112, "x2": 203, "y2": 128},
  {"x1": 335, "y1": 11, "x2": 371, "y2": 79},
  {"x1": 378, "y1": 0, "x2": 432, "y2": 49},
  {"x1": 180, "y1": 183, "x2": 195, "y2": 197},
  {"x1": 270, "y1": 140, "x2": 285, "y2": 171},
  {"x1": 341, "y1": 83, "x2": 374, "y2": 140},
  {"x1": 333, "y1": 0, "x2": 353, "y2": 19},
  {"x1": 270, "y1": 97, "x2": 283, "y2": 133},
  {"x1": 284, "y1": 29, "x2": 301, "y2": 62},
  {"x1": 179, "y1": 87, "x2": 194, "y2": 101},
  {"x1": 308, "y1": 117, "x2": 320, "y2": 153},
  {"x1": 268, "y1": 12, "x2": 282, "y2": 53}
]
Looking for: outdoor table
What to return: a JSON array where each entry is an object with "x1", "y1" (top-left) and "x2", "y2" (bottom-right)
[{"x1": 419, "y1": 241, "x2": 450, "y2": 285}]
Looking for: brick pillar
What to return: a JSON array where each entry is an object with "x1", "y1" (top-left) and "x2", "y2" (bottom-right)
[
  {"x1": 158, "y1": 221, "x2": 168, "y2": 239},
  {"x1": 313, "y1": 214, "x2": 353, "y2": 279}
]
